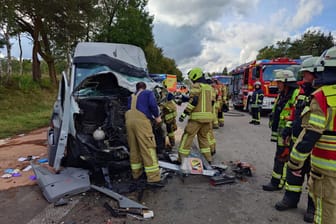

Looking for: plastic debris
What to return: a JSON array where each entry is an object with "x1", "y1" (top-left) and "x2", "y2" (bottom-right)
[
  {"x1": 29, "y1": 175, "x2": 37, "y2": 180},
  {"x1": 12, "y1": 169, "x2": 20, "y2": 174},
  {"x1": 38, "y1": 158, "x2": 48, "y2": 163},
  {"x1": 4, "y1": 168, "x2": 14, "y2": 174},
  {"x1": 18, "y1": 156, "x2": 39, "y2": 162},
  {"x1": 1, "y1": 174, "x2": 12, "y2": 179},
  {"x1": 12, "y1": 173, "x2": 22, "y2": 177},
  {"x1": 22, "y1": 165, "x2": 32, "y2": 172}
]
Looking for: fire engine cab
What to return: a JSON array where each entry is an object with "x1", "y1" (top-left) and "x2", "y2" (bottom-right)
[{"x1": 230, "y1": 58, "x2": 300, "y2": 112}]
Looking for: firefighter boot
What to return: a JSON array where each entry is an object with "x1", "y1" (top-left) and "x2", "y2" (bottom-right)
[
  {"x1": 262, "y1": 182, "x2": 282, "y2": 191},
  {"x1": 303, "y1": 196, "x2": 315, "y2": 223},
  {"x1": 275, "y1": 197, "x2": 298, "y2": 211},
  {"x1": 249, "y1": 120, "x2": 255, "y2": 124}
]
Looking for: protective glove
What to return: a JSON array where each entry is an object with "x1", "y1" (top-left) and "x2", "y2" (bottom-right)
[{"x1": 179, "y1": 113, "x2": 187, "y2": 122}]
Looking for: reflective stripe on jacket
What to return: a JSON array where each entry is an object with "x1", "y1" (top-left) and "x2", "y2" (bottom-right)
[
  {"x1": 186, "y1": 83, "x2": 213, "y2": 123},
  {"x1": 310, "y1": 85, "x2": 336, "y2": 171}
]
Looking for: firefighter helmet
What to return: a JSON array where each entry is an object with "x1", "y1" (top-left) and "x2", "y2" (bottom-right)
[
  {"x1": 321, "y1": 46, "x2": 336, "y2": 67},
  {"x1": 314, "y1": 46, "x2": 336, "y2": 86},
  {"x1": 188, "y1": 67, "x2": 203, "y2": 81},
  {"x1": 273, "y1": 69, "x2": 296, "y2": 83},
  {"x1": 254, "y1": 81, "x2": 261, "y2": 87},
  {"x1": 300, "y1": 57, "x2": 321, "y2": 72}
]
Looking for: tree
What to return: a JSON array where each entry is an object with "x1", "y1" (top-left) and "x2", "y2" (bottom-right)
[
  {"x1": 95, "y1": 0, "x2": 154, "y2": 50},
  {"x1": 95, "y1": 0, "x2": 182, "y2": 80},
  {"x1": 257, "y1": 30, "x2": 335, "y2": 59},
  {"x1": 222, "y1": 67, "x2": 228, "y2": 75},
  {"x1": 0, "y1": 0, "x2": 98, "y2": 84}
]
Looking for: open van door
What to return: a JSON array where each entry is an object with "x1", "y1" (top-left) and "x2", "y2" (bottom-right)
[{"x1": 48, "y1": 71, "x2": 70, "y2": 171}]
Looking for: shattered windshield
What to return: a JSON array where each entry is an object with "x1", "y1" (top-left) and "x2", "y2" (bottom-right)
[
  {"x1": 262, "y1": 64, "x2": 301, "y2": 81},
  {"x1": 75, "y1": 63, "x2": 112, "y2": 88}
]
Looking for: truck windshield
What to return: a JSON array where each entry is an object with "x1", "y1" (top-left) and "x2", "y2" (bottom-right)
[
  {"x1": 216, "y1": 76, "x2": 232, "y2": 85},
  {"x1": 262, "y1": 64, "x2": 300, "y2": 81}
]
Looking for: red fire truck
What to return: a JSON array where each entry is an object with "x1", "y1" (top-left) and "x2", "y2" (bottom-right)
[{"x1": 230, "y1": 58, "x2": 301, "y2": 112}]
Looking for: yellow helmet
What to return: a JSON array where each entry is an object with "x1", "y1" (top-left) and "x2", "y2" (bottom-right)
[{"x1": 188, "y1": 67, "x2": 203, "y2": 81}]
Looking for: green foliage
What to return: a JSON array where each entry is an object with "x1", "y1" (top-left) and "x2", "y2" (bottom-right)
[
  {"x1": 257, "y1": 30, "x2": 335, "y2": 59},
  {"x1": 0, "y1": 75, "x2": 56, "y2": 139},
  {"x1": 95, "y1": 0, "x2": 154, "y2": 49}
]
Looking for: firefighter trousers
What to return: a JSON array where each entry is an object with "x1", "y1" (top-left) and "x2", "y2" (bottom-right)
[
  {"x1": 207, "y1": 123, "x2": 216, "y2": 154},
  {"x1": 125, "y1": 110, "x2": 160, "y2": 183},
  {"x1": 270, "y1": 144, "x2": 289, "y2": 188},
  {"x1": 178, "y1": 120, "x2": 212, "y2": 162},
  {"x1": 284, "y1": 156, "x2": 312, "y2": 204},
  {"x1": 251, "y1": 106, "x2": 261, "y2": 123},
  {"x1": 308, "y1": 168, "x2": 336, "y2": 224},
  {"x1": 166, "y1": 121, "x2": 177, "y2": 146}
]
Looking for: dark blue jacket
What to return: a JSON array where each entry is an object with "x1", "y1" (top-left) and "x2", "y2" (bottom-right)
[
  {"x1": 127, "y1": 90, "x2": 159, "y2": 120},
  {"x1": 251, "y1": 88, "x2": 264, "y2": 106}
]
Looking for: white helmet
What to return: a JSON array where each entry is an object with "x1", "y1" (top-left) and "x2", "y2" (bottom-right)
[
  {"x1": 300, "y1": 57, "x2": 322, "y2": 72},
  {"x1": 321, "y1": 46, "x2": 336, "y2": 67},
  {"x1": 273, "y1": 69, "x2": 296, "y2": 82},
  {"x1": 313, "y1": 46, "x2": 336, "y2": 86},
  {"x1": 254, "y1": 81, "x2": 261, "y2": 86}
]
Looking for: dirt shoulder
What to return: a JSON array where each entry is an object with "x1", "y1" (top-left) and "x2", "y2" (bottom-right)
[{"x1": 0, "y1": 127, "x2": 48, "y2": 190}]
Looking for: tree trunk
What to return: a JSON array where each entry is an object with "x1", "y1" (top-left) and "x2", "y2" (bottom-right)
[
  {"x1": 46, "y1": 59, "x2": 57, "y2": 85},
  {"x1": 18, "y1": 34, "x2": 23, "y2": 76},
  {"x1": 5, "y1": 31, "x2": 12, "y2": 82},
  {"x1": 32, "y1": 40, "x2": 41, "y2": 82}
]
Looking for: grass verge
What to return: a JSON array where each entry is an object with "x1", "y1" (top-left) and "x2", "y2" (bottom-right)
[{"x1": 0, "y1": 75, "x2": 57, "y2": 139}]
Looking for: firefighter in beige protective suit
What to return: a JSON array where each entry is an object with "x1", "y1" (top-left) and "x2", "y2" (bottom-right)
[
  {"x1": 125, "y1": 82, "x2": 163, "y2": 187},
  {"x1": 288, "y1": 46, "x2": 336, "y2": 224},
  {"x1": 160, "y1": 79, "x2": 178, "y2": 148},
  {"x1": 178, "y1": 67, "x2": 214, "y2": 163}
]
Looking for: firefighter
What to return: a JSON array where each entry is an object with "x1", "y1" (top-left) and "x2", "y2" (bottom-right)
[
  {"x1": 178, "y1": 67, "x2": 213, "y2": 163},
  {"x1": 262, "y1": 69, "x2": 299, "y2": 191},
  {"x1": 207, "y1": 77, "x2": 217, "y2": 155},
  {"x1": 125, "y1": 82, "x2": 163, "y2": 187},
  {"x1": 160, "y1": 80, "x2": 178, "y2": 148},
  {"x1": 288, "y1": 46, "x2": 336, "y2": 224},
  {"x1": 275, "y1": 57, "x2": 321, "y2": 223},
  {"x1": 213, "y1": 79, "x2": 225, "y2": 127},
  {"x1": 249, "y1": 81, "x2": 264, "y2": 125}
]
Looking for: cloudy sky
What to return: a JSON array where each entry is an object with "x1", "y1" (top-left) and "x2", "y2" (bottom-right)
[
  {"x1": 147, "y1": 0, "x2": 336, "y2": 74},
  {"x1": 8, "y1": 0, "x2": 336, "y2": 75}
]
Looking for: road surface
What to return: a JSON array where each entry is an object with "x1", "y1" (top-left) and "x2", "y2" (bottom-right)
[{"x1": 0, "y1": 107, "x2": 310, "y2": 224}]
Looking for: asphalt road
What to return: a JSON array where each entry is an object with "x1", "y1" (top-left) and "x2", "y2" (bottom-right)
[{"x1": 0, "y1": 107, "x2": 311, "y2": 224}]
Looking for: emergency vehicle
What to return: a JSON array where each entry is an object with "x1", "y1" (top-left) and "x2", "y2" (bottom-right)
[
  {"x1": 230, "y1": 58, "x2": 301, "y2": 112},
  {"x1": 149, "y1": 73, "x2": 177, "y2": 92}
]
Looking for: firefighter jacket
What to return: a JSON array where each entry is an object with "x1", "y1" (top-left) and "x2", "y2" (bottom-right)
[
  {"x1": 183, "y1": 82, "x2": 213, "y2": 123},
  {"x1": 288, "y1": 84, "x2": 336, "y2": 177},
  {"x1": 285, "y1": 84, "x2": 315, "y2": 142},
  {"x1": 213, "y1": 83, "x2": 223, "y2": 101},
  {"x1": 251, "y1": 88, "x2": 264, "y2": 108},
  {"x1": 270, "y1": 88, "x2": 300, "y2": 141},
  {"x1": 160, "y1": 100, "x2": 177, "y2": 124}
]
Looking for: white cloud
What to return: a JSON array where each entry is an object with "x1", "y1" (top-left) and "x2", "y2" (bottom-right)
[
  {"x1": 149, "y1": 0, "x2": 333, "y2": 75},
  {"x1": 289, "y1": 0, "x2": 323, "y2": 30},
  {"x1": 148, "y1": 0, "x2": 259, "y2": 27}
]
